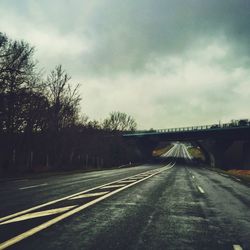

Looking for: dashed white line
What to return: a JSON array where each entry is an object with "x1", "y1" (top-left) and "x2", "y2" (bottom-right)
[
  {"x1": 233, "y1": 244, "x2": 243, "y2": 250},
  {"x1": 13, "y1": 179, "x2": 29, "y2": 183},
  {"x1": 192, "y1": 175, "x2": 195, "y2": 179},
  {"x1": 197, "y1": 186, "x2": 205, "y2": 194},
  {"x1": 19, "y1": 183, "x2": 48, "y2": 190},
  {"x1": 234, "y1": 177, "x2": 241, "y2": 182}
]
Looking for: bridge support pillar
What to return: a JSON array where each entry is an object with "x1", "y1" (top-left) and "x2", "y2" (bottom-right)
[
  {"x1": 198, "y1": 139, "x2": 250, "y2": 169},
  {"x1": 197, "y1": 139, "x2": 233, "y2": 169},
  {"x1": 242, "y1": 142, "x2": 250, "y2": 169}
]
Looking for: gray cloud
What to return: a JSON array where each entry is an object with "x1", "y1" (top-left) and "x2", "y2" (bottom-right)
[
  {"x1": 78, "y1": 0, "x2": 250, "y2": 74},
  {"x1": 0, "y1": 0, "x2": 250, "y2": 128}
]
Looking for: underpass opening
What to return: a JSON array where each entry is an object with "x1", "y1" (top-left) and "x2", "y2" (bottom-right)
[{"x1": 151, "y1": 141, "x2": 206, "y2": 167}]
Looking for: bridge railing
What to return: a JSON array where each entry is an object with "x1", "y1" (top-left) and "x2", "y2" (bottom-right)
[{"x1": 126, "y1": 122, "x2": 250, "y2": 135}]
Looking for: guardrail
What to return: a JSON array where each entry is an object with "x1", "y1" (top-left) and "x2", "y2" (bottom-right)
[{"x1": 126, "y1": 122, "x2": 250, "y2": 135}]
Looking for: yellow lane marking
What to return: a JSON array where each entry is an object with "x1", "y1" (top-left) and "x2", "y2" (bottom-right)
[
  {"x1": 0, "y1": 206, "x2": 76, "y2": 225},
  {"x1": 69, "y1": 192, "x2": 109, "y2": 200},
  {"x1": 0, "y1": 167, "x2": 167, "y2": 223},
  {"x1": 100, "y1": 184, "x2": 126, "y2": 189},
  {"x1": 117, "y1": 180, "x2": 137, "y2": 183},
  {"x1": 124, "y1": 178, "x2": 142, "y2": 180},
  {"x1": 0, "y1": 164, "x2": 175, "y2": 250},
  {"x1": 233, "y1": 245, "x2": 243, "y2": 250}
]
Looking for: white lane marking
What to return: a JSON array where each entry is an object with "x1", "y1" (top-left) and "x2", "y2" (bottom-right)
[
  {"x1": 0, "y1": 164, "x2": 175, "y2": 250},
  {"x1": 192, "y1": 175, "x2": 195, "y2": 179},
  {"x1": 19, "y1": 183, "x2": 48, "y2": 190},
  {"x1": 162, "y1": 144, "x2": 176, "y2": 157},
  {"x1": 164, "y1": 144, "x2": 180, "y2": 158},
  {"x1": 233, "y1": 244, "x2": 243, "y2": 250},
  {"x1": 0, "y1": 206, "x2": 76, "y2": 225},
  {"x1": 13, "y1": 179, "x2": 29, "y2": 183},
  {"x1": 234, "y1": 177, "x2": 241, "y2": 182},
  {"x1": 0, "y1": 164, "x2": 173, "y2": 224},
  {"x1": 69, "y1": 192, "x2": 109, "y2": 200},
  {"x1": 197, "y1": 186, "x2": 205, "y2": 194},
  {"x1": 101, "y1": 184, "x2": 126, "y2": 189},
  {"x1": 174, "y1": 145, "x2": 179, "y2": 158},
  {"x1": 184, "y1": 146, "x2": 192, "y2": 160}
]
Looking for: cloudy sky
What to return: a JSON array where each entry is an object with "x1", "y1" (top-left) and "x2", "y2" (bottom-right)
[{"x1": 0, "y1": 0, "x2": 250, "y2": 129}]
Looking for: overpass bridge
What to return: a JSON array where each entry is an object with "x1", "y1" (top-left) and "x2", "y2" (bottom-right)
[
  {"x1": 123, "y1": 122, "x2": 250, "y2": 140},
  {"x1": 123, "y1": 122, "x2": 250, "y2": 169}
]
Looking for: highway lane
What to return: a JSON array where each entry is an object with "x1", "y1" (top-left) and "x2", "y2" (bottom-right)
[
  {"x1": 0, "y1": 164, "x2": 174, "y2": 249},
  {"x1": 0, "y1": 165, "x2": 166, "y2": 218},
  {"x1": 0, "y1": 143, "x2": 249, "y2": 249},
  {"x1": 162, "y1": 142, "x2": 192, "y2": 159}
]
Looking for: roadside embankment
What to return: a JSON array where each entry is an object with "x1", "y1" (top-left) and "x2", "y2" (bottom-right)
[
  {"x1": 226, "y1": 169, "x2": 250, "y2": 181},
  {"x1": 204, "y1": 166, "x2": 250, "y2": 184}
]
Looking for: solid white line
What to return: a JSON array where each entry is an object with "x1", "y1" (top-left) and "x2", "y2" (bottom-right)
[
  {"x1": 0, "y1": 164, "x2": 173, "y2": 223},
  {"x1": 168, "y1": 145, "x2": 178, "y2": 157},
  {"x1": 197, "y1": 186, "x2": 205, "y2": 194},
  {"x1": 184, "y1": 146, "x2": 192, "y2": 160},
  {"x1": 0, "y1": 164, "x2": 175, "y2": 249},
  {"x1": 233, "y1": 244, "x2": 243, "y2": 250},
  {"x1": 19, "y1": 183, "x2": 48, "y2": 190}
]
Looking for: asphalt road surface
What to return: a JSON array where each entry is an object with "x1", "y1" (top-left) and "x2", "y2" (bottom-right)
[{"x1": 0, "y1": 143, "x2": 249, "y2": 250}]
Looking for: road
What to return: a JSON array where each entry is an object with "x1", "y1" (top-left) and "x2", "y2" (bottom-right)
[
  {"x1": 0, "y1": 143, "x2": 249, "y2": 250},
  {"x1": 162, "y1": 142, "x2": 192, "y2": 159}
]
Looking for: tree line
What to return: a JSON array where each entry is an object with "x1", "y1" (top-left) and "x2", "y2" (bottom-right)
[{"x1": 0, "y1": 32, "x2": 141, "y2": 175}]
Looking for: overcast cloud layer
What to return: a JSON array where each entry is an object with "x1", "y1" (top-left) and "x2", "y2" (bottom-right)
[{"x1": 0, "y1": 0, "x2": 250, "y2": 129}]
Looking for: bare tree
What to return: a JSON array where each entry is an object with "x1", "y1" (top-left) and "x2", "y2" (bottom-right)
[
  {"x1": 0, "y1": 34, "x2": 36, "y2": 133},
  {"x1": 0, "y1": 33, "x2": 9, "y2": 77},
  {"x1": 46, "y1": 65, "x2": 81, "y2": 131},
  {"x1": 103, "y1": 111, "x2": 137, "y2": 131}
]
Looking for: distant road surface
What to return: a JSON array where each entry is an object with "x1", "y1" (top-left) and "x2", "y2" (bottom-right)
[{"x1": 0, "y1": 143, "x2": 249, "y2": 250}]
